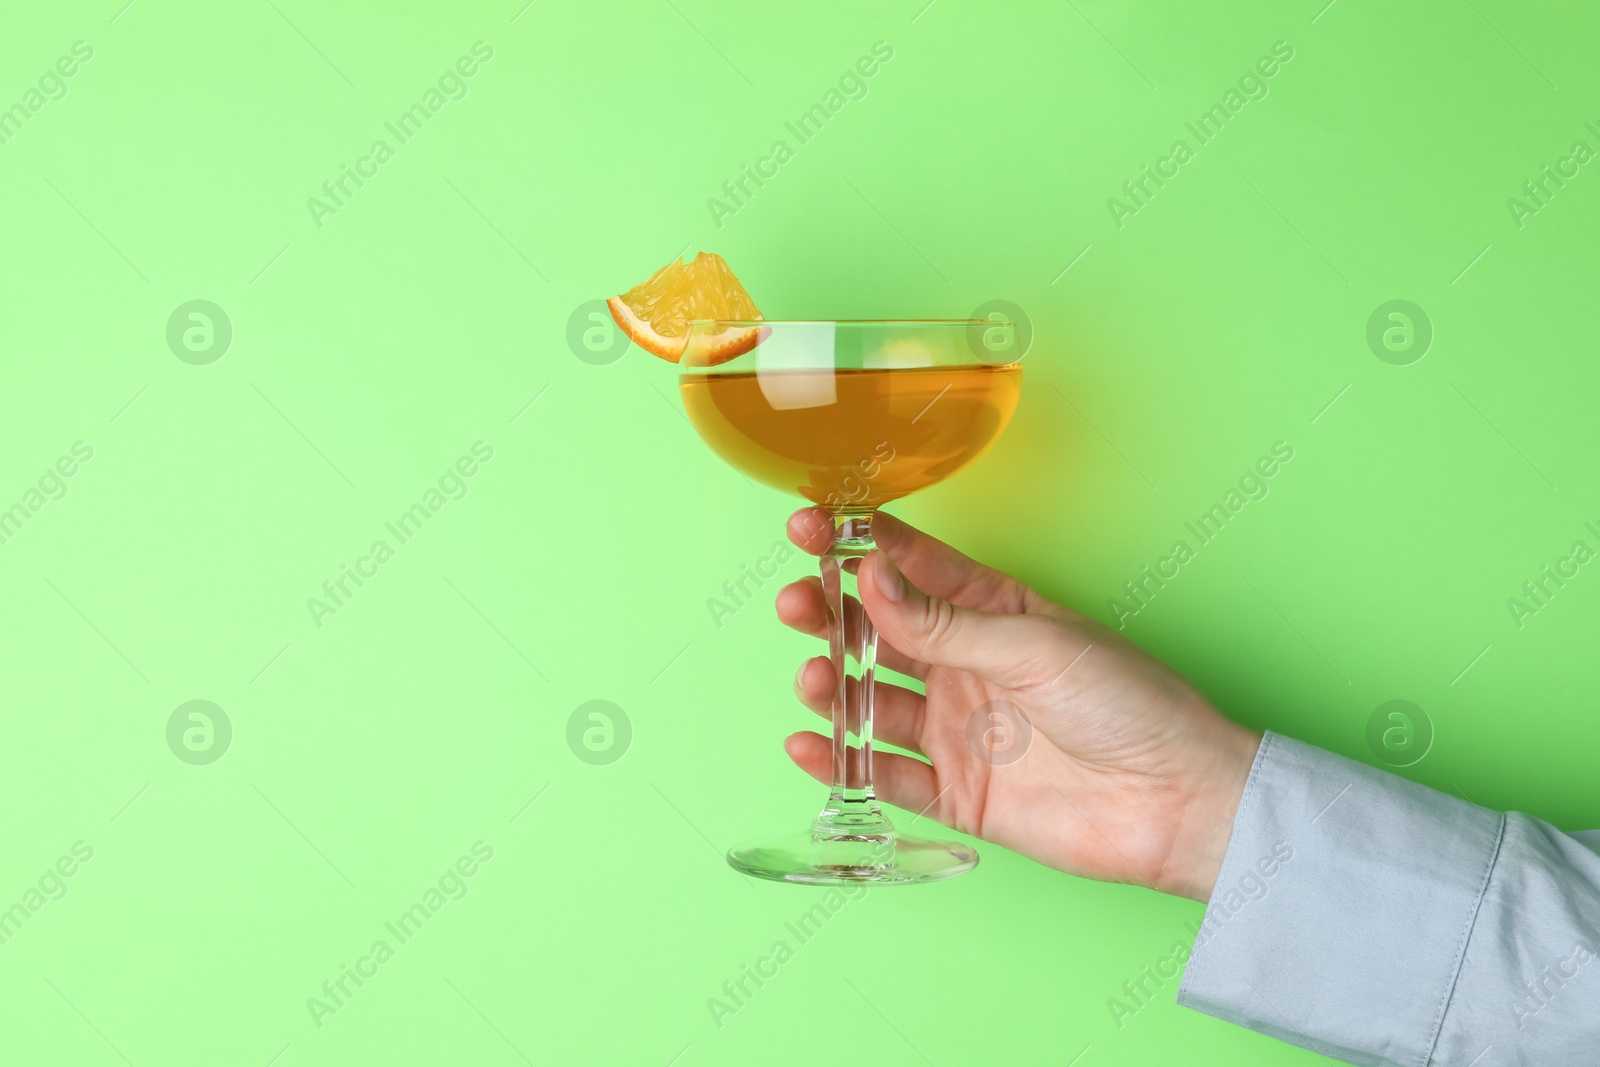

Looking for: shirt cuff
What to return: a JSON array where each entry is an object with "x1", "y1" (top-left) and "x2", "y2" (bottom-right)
[{"x1": 1176, "y1": 732, "x2": 1506, "y2": 1067}]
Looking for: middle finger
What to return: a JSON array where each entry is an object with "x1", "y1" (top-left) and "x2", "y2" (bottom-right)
[{"x1": 775, "y1": 576, "x2": 930, "y2": 680}]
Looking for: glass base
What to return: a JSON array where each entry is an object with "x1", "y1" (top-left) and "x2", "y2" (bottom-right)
[{"x1": 726, "y1": 826, "x2": 979, "y2": 886}]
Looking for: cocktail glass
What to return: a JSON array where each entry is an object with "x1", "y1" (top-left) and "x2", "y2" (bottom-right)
[{"x1": 678, "y1": 319, "x2": 1024, "y2": 885}]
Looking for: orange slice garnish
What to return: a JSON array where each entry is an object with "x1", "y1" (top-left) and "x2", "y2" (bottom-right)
[{"x1": 606, "y1": 252, "x2": 764, "y2": 365}]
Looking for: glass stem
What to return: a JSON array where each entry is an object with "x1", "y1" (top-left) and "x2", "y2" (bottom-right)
[{"x1": 814, "y1": 510, "x2": 893, "y2": 838}]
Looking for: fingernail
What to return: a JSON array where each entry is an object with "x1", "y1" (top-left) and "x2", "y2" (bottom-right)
[{"x1": 877, "y1": 552, "x2": 907, "y2": 602}]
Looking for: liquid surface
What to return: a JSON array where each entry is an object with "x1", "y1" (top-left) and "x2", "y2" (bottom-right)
[{"x1": 680, "y1": 364, "x2": 1022, "y2": 508}]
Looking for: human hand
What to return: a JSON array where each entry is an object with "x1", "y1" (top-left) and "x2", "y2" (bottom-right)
[{"x1": 776, "y1": 507, "x2": 1262, "y2": 903}]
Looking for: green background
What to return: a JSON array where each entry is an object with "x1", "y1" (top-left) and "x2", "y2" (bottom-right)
[{"x1": 2, "y1": 0, "x2": 1598, "y2": 1064}]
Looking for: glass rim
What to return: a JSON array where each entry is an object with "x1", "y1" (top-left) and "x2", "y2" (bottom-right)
[{"x1": 687, "y1": 318, "x2": 1010, "y2": 328}]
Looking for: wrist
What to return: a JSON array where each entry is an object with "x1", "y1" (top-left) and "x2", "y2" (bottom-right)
[{"x1": 1157, "y1": 726, "x2": 1263, "y2": 902}]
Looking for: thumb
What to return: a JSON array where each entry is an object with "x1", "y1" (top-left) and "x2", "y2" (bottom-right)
[{"x1": 861, "y1": 550, "x2": 1052, "y2": 687}]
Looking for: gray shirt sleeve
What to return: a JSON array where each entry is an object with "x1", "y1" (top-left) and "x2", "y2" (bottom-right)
[{"x1": 1176, "y1": 731, "x2": 1600, "y2": 1067}]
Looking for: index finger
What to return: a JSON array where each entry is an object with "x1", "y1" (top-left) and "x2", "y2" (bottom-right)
[{"x1": 786, "y1": 506, "x2": 1046, "y2": 615}]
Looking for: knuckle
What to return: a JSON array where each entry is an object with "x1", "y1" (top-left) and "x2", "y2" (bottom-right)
[{"x1": 921, "y1": 596, "x2": 961, "y2": 649}]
